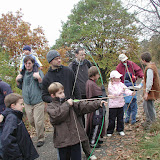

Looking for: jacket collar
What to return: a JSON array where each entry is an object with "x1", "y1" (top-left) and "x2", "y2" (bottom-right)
[
  {"x1": 49, "y1": 65, "x2": 63, "y2": 72},
  {"x1": 52, "y1": 97, "x2": 66, "y2": 104},
  {"x1": 6, "y1": 108, "x2": 23, "y2": 119}
]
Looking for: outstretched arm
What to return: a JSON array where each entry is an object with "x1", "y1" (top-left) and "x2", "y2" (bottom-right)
[{"x1": 73, "y1": 100, "x2": 107, "y2": 115}]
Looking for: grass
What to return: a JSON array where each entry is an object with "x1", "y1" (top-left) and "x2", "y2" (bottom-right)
[
  {"x1": 136, "y1": 133, "x2": 160, "y2": 160},
  {"x1": 132, "y1": 102, "x2": 160, "y2": 160}
]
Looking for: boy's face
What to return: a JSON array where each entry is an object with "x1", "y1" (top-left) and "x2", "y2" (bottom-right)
[
  {"x1": 141, "y1": 59, "x2": 146, "y2": 65},
  {"x1": 11, "y1": 99, "x2": 24, "y2": 112},
  {"x1": 55, "y1": 88, "x2": 65, "y2": 99},
  {"x1": 23, "y1": 50, "x2": 30, "y2": 55},
  {"x1": 76, "y1": 50, "x2": 86, "y2": 61},
  {"x1": 94, "y1": 74, "x2": 100, "y2": 81}
]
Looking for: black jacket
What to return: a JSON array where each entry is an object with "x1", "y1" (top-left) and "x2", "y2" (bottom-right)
[
  {"x1": 1, "y1": 109, "x2": 39, "y2": 160},
  {"x1": 69, "y1": 59, "x2": 92, "y2": 96},
  {"x1": 42, "y1": 65, "x2": 81, "y2": 103}
]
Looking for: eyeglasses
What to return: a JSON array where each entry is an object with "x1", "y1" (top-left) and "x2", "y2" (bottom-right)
[{"x1": 25, "y1": 62, "x2": 33, "y2": 65}]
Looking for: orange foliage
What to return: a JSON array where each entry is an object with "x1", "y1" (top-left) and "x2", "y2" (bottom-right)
[
  {"x1": 0, "y1": 10, "x2": 49, "y2": 71},
  {"x1": 57, "y1": 47, "x2": 71, "y2": 66}
]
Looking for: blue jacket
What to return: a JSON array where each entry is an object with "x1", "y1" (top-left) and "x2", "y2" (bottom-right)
[
  {"x1": 124, "y1": 79, "x2": 136, "y2": 103},
  {"x1": 1, "y1": 108, "x2": 39, "y2": 160}
]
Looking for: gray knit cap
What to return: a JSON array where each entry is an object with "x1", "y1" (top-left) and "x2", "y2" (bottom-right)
[{"x1": 46, "y1": 50, "x2": 60, "y2": 63}]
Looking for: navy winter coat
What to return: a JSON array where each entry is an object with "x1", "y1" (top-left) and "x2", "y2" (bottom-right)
[
  {"x1": 0, "y1": 79, "x2": 12, "y2": 113},
  {"x1": 1, "y1": 108, "x2": 39, "y2": 160}
]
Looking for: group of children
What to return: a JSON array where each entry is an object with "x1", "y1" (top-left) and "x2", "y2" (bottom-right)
[{"x1": 0, "y1": 46, "x2": 158, "y2": 160}]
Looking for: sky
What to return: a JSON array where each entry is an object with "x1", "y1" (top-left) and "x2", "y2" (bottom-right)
[{"x1": 0, "y1": 0, "x2": 80, "y2": 47}]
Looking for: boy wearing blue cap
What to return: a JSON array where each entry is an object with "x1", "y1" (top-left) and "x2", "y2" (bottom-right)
[{"x1": 19, "y1": 45, "x2": 42, "y2": 76}]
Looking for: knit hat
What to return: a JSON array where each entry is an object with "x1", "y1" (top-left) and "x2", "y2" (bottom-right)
[
  {"x1": 23, "y1": 45, "x2": 31, "y2": 52},
  {"x1": 46, "y1": 50, "x2": 60, "y2": 63},
  {"x1": 118, "y1": 54, "x2": 128, "y2": 62},
  {"x1": 110, "y1": 70, "x2": 122, "y2": 79}
]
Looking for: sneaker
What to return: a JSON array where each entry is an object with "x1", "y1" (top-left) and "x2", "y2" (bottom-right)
[
  {"x1": 125, "y1": 120, "x2": 129, "y2": 123},
  {"x1": 107, "y1": 134, "x2": 112, "y2": 137},
  {"x1": 131, "y1": 120, "x2": 139, "y2": 125},
  {"x1": 119, "y1": 131, "x2": 125, "y2": 136},
  {"x1": 37, "y1": 141, "x2": 44, "y2": 147},
  {"x1": 98, "y1": 140, "x2": 103, "y2": 144},
  {"x1": 90, "y1": 143, "x2": 101, "y2": 148},
  {"x1": 90, "y1": 155, "x2": 97, "y2": 160}
]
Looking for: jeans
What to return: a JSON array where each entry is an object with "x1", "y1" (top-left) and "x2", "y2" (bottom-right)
[{"x1": 124, "y1": 98, "x2": 137, "y2": 124}]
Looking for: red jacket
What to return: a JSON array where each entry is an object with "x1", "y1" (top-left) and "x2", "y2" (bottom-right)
[{"x1": 116, "y1": 60, "x2": 144, "y2": 83}]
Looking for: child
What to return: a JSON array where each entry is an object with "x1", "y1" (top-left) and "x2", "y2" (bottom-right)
[
  {"x1": 19, "y1": 45, "x2": 42, "y2": 76},
  {"x1": 1, "y1": 93, "x2": 39, "y2": 160},
  {"x1": 47, "y1": 82, "x2": 107, "y2": 160},
  {"x1": 107, "y1": 70, "x2": 135, "y2": 136},
  {"x1": 123, "y1": 72, "x2": 137, "y2": 125},
  {"x1": 86, "y1": 66, "x2": 105, "y2": 148},
  {"x1": 141, "y1": 52, "x2": 160, "y2": 129}
]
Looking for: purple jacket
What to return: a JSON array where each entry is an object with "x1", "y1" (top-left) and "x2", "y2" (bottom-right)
[{"x1": 116, "y1": 60, "x2": 144, "y2": 83}]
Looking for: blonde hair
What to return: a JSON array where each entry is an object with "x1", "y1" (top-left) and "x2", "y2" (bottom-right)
[
  {"x1": 4, "y1": 93, "x2": 23, "y2": 108},
  {"x1": 88, "y1": 66, "x2": 99, "y2": 78},
  {"x1": 48, "y1": 82, "x2": 64, "y2": 95}
]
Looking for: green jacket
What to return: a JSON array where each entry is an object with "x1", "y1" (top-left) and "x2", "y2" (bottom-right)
[{"x1": 18, "y1": 70, "x2": 44, "y2": 105}]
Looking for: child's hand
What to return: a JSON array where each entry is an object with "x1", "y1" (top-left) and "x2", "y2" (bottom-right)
[
  {"x1": 144, "y1": 92, "x2": 148, "y2": 100},
  {"x1": 108, "y1": 95, "x2": 116, "y2": 99},
  {"x1": 16, "y1": 74, "x2": 23, "y2": 81},
  {"x1": 33, "y1": 72, "x2": 40, "y2": 79},
  {"x1": 39, "y1": 66, "x2": 43, "y2": 70},
  {"x1": 67, "y1": 99, "x2": 73, "y2": 106},
  {"x1": 100, "y1": 100, "x2": 108, "y2": 107},
  {"x1": 0, "y1": 114, "x2": 4, "y2": 123},
  {"x1": 132, "y1": 91, "x2": 136, "y2": 96},
  {"x1": 19, "y1": 68, "x2": 22, "y2": 72}
]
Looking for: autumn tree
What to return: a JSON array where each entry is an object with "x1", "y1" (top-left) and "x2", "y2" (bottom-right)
[
  {"x1": 123, "y1": 0, "x2": 160, "y2": 65},
  {"x1": 124, "y1": 0, "x2": 160, "y2": 35},
  {"x1": 53, "y1": 0, "x2": 140, "y2": 82},
  {"x1": 0, "y1": 10, "x2": 49, "y2": 73}
]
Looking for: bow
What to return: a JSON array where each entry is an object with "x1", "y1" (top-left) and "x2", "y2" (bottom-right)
[
  {"x1": 83, "y1": 46, "x2": 107, "y2": 159},
  {"x1": 71, "y1": 46, "x2": 107, "y2": 159}
]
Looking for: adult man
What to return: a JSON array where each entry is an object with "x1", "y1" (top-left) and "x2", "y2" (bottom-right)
[
  {"x1": 16, "y1": 56, "x2": 45, "y2": 147},
  {"x1": 116, "y1": 53, "x2": 144, "y2": 124},
  {"x1": 69, "y1": 48, "x2": 92, "y2": 126},
  {"x1": 0, "y1": 79, "x2": 12, "y2": 159},
  {"x1": 42, "y1": 50, "x2": 81, "y2": 102},
  {"x1": 116, "y1": 53, "x2": 144, "y2": 83},
  {"x1": 141, "y1": 52, "x2": 160, "y2": 129},
  {"x1": 42, "y1": 50, "x2": 97, "y2": 160},
  {"x1": 69, "y1": 48, "x2": 92, "y2": 100}
]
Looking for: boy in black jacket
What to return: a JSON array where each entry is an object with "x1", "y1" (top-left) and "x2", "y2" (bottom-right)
[{"x1": 1, "y1": 93, "x2": 39, "y2": 160}]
